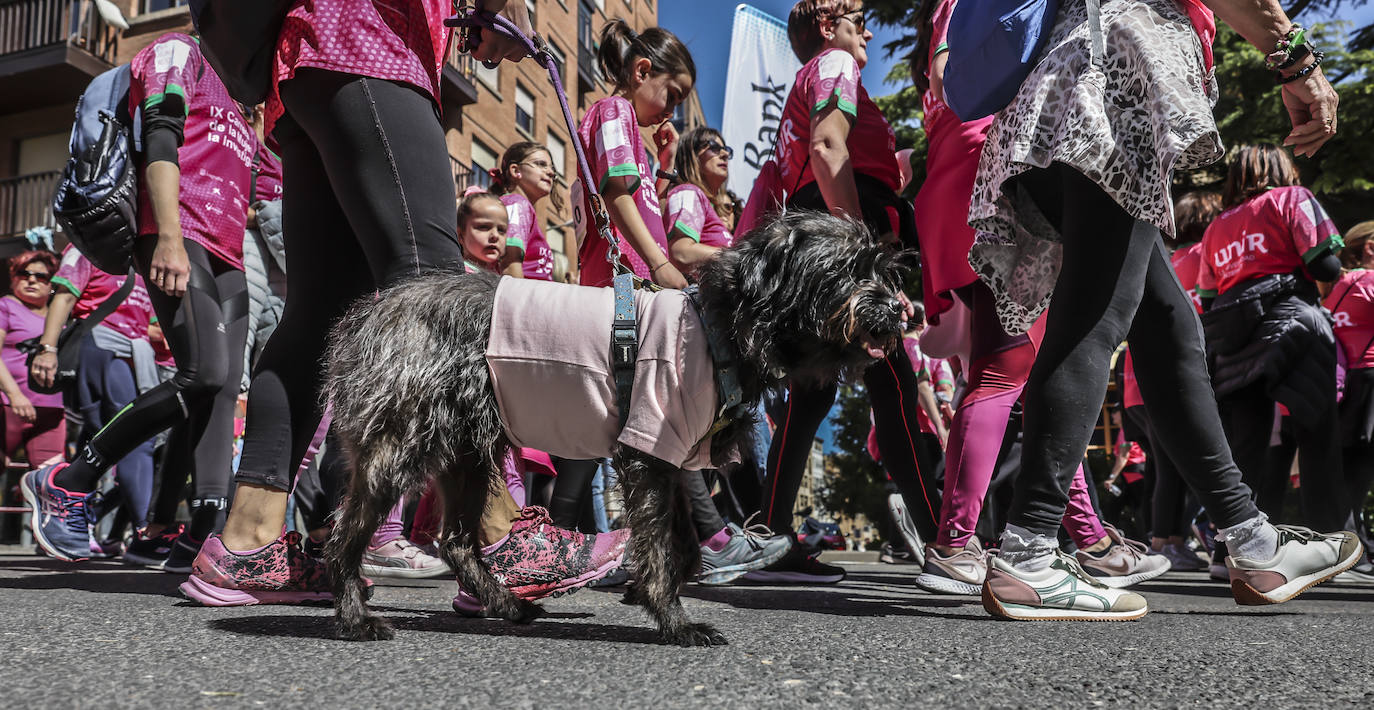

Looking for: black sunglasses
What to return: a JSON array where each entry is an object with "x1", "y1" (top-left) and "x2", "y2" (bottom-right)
[
  {"x1": 702, "y1": 141, "x2": 734, "y2": 160},
  {"x1": 18, "y1": 269, "x2": 51, "y2": 282},
  {"x1": 833, "y1": 9, "x2": 868, "y2": 33}
]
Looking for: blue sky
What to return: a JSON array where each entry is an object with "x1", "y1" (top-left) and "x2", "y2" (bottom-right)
[{"x1": 662, "y1": 1, "x2": 1374, "y2": 132}]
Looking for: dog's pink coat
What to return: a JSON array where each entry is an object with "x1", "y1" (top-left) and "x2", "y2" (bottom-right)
[{"x1": 486, "y1": 278, "x2": 719, "y2": 470}]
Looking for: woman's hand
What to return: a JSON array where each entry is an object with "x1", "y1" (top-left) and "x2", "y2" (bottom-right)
[
  {"x1": 149, "y1": 234, "x2": 191, "y2": 297},
  {"x1": 10, "y1": 392, "x2": 36, "y2": 423},
  {"x1": 31, "y1": 351, "x2": 57, "y2": 390},
  {"x1": 474, "y1": 0, "x2": 534, "y2": 65},
  {"x1": 653, "y1": 121, "x2": 679, "y2": 171},
  {"x1": 651, "y1": 261, "x2": 688, "y2": 290},
  {"x1": 1281, "y1": 64, "x2": 1338, "y2": 158}
]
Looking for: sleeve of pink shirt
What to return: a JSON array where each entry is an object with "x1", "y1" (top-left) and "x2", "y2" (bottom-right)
[
  {"x1": 664, "y1": 187, "x2": 707, "y2": 242},
  {"x1": 590, "y1": 99, "x2": 641, "y2": 195},
  {"x1": 1196, "y1": 229, "x2": 1218, "y2": 298},
  {"x1": 812, "y1": 50, "x2": 861, "y2": 118},
  {"x1": 53, "y1": 247, "x2": 91, "y2": 297},
  {"x1": 1282, "y1": 187, "x2": 1343, "y2": 264},
  {"x1": 131, "y1": 35, "x2": 201, "y2": 115},
  {"x1": 504, "y1": 197, "x2": 534, "y2": 254}
]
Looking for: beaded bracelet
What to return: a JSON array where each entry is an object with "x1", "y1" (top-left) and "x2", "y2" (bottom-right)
[
  {"x1": 1276, "y1": 43, "x2": 1312, "y2": 71},
  {"x1": 1265, "y1": 25, "x2": 1307, "y2": 70},
  {"x1": 1276, "y1": 50, "x2": 1325, "y2": 85}
]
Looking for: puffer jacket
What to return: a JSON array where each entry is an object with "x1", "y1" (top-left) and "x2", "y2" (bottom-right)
[
  {"x1": 1202, "y1": 272, "x2": 1337, "y2": 424},
  {"x1": 241, "y1": 198, "x2": 287, "y2": 391}
]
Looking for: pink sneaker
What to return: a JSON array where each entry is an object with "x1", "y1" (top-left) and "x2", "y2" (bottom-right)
[
  {"x1": 179, "y1": 532, "x2": 336, "y2": 606},
  {"x1": 362, "y1": 537, "x2": 449, "y2": 579},
  {"x1": 452, "y1": 506, "x2": 629, "y2": 615}
]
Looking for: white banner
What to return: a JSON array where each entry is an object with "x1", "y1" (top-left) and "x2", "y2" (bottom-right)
[{"x1": 721, "y1": 4, "x2": 801, "y2": 198}]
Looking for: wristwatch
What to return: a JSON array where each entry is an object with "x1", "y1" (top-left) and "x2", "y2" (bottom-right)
[
  {"x1": 655, "y1": 168, "x2": 679, "y2": 181},
  {"x1": 40, "y1": 344, "x2": 57, "y2": 354}
]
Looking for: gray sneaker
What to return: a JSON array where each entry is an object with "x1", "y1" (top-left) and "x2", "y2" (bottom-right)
[
  {"x1": 698, "y1": 520, "x2": 793, "y2": 586},
  {"x1": 887, "y1": 493, "x2": 926, "y2": 567}
]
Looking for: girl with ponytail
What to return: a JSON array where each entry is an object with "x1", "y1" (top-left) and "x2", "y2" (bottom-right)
[{"x1": 490, "y1": 141, "x2": 565, "y2": 281}]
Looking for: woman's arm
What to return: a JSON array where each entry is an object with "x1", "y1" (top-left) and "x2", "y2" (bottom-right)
[
  {"x1": 667, "y1": 237, "x2": 722, "y2": 276},
  {"x1": 916, "y1": 378, "x2": 948, "y2": 449},
  {"x1": 562, "y1": 229, "x2": 580, "y2": 284},
  {"x1": 809, "y1": 107, "x2": 862, "y2": 219},
  {"x1": 500, "y1": 245, "x2": 525, "y2": 278},
  {"x1": 602, "y1": 180, "x2": 687, "y2": 289},
  {"x1": 30, "y1": 291, "x2": 76, "y2": 390},
  {"x1": 1203, "y1": 0, "x2": 1338, "y2": 156},
  {"x1": 0, "y1": 329, "x2": 35, "y2": 422}
]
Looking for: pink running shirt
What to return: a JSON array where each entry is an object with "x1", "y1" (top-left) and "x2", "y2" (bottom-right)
[
  {"x1": 1197, "y1": 186, "x2": 1342, "y2": 298},
  {"x1": 663, "y1": 184, "x2": 733, "y2": 248},
  {"x1": 129, "y1": 34, "x2": 253, "y2": 270},
  {"x1": 53, "y1": 245, "x2": 154, "y2": 343},
  {"x1": 0, "y1": 296, "x2": 63, "y2": 408},
  {"x1": 1171, "y1": 242, "x2": 1204, "y2": 314},
  {"x1": 1325, "y1": 270, "x2": 1374, "y2": 369},
  {"x1": 254, "y1": 140, "x2": 283, "y2": 204},
  {"x1": 501, "y1": 194, "x2": 554, "y2": 281},
  {"x1": 486, "y1": 278, "x2": 720, "y2": 470},
  {"x1": 267, "y1": 0, "x2": 451, "y2": 132},
  {"x1": 574, "y1": 96, "x2": 667, "y2": 287},
  {"x1": 776, "y1": 48, "x2": 899, "y2": 195}
]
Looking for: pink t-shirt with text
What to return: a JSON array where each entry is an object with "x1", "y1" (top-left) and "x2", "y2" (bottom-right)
[
  {"x1": 501, "y1": 194, "x2": 554, "y2": 282},
  {"x1": 1171, "y1": 242, "x2": 1204, "y2": 314},
  {"x1": 254, "y1": 140, "x2": 283, "y2": 204},
  {"x1": 130, "y1": 34, "x2": 253, "y2": 270},
  {"x1": 1197, "y1": 186, "x2": 1341, "y2": 297},
  {"x1": 1324, "y1": 270, "x2": 1374, "y2": 369},
  {"x1": 0, "y1": 296, "x2": 63, "y2": 408},
  {"x1": 53, "y1": 245, "x2": 154, "y2": 343},
  {"x1": 776, "y1": 49, "x2": 900, "y2": 194},
  {"x1": 663, "y1": 184, "x2": 732, "y2": 249},
  {"x1": 574, "y1": 96, "x2": 667, "y2": 287}
]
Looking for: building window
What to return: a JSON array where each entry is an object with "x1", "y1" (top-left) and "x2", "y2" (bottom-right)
[
  {"x1": 548, "y1": 41, "x2": 567, "y2": 88},
  {"x1": 475, "y1": 62, "x2": 499, "y2": 93},
  {"x1": 471, "y1": 140, "x2": 498, "y2": 190},
  {"x1": 546, "y1": 133, "x2": 567, "y2": 181},
  {"x1": 515, "y1": 84, "x2": 535, "y2": 134},
  {"x1": 143, "y1": 0, "x2": 188, "y2": 12}
]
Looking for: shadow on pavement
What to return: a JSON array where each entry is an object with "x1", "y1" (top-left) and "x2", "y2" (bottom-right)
[
  {"x1": 0, "y1": 559, "x2": 184, "y2": 597},
  {"x1": 208, "y1": 611, "x2": 675, "y2": 645}
]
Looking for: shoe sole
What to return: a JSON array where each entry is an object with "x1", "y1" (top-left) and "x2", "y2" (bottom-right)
[
  {"x1": 452, "y1": 565, "x2": 619, "y2": 618},
  {"x1": 453, "y1": 551, "x2": 627, "y2": 617},
  {"x1": 914, "y1": 572, "x2": 981, "y2": 595},
  {"x1": 161, "y1": 561, "x2": 194, "y2": 575},
  {"x1": 360, "y1": 563, "x2": 452, "y2": 579},
  {"x1": 19, "y1": 472, "x2": 87, "y2": 563},
  {"x1": 981, "y1": 584, "x2": 1147, "y2": 621},
  {"x1": 738, "y1": 568, "x2": 845, "y2": 585},
  {"x1": 1084, "y1": 561, "x2": 1172, "y2": 589},
  {"x1": 887, "y1": 494, "x2": 926, "y2": 567},
  {"x1": 121, "y1": 552, "x2": 171, "y2": 569},
  {"x1": 179, "y1": 574, "x2": 334, "y2": 606},
  {"x1": 1230, "y1": 544, "x2": 1364, "y2": 605},
  {"x1": 697, "y1": 542, "x2": 793, "y2": 586}
]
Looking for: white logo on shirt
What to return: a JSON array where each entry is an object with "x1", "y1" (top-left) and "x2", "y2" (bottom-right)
[
  {"x1": 1211, "y1": 233, "x2": 1270, "y2": 267},
  {"x1": 818, "y1": 51, "x2": 856, "y2": 82},
  {"x1": 1335, "y1": 311, "x2": 1354, "y2": 328},
  {"x1": 597, "y1": 119, "x2": 628, "y2": 156},
  {"x1": 154, "y1": 39, "x2": 192, "y2": 73}
]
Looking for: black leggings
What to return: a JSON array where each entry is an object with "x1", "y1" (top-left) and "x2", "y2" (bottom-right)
[
  {"x1": 235, "y1": 70, "x2": 463, "y2": 492},
  {"x1": 59, "y1": 239, "x2": 247, "y2": 539},
  {"x1": 548, "y1": 457, "x2": 727, "y2": 540},
  {"x1": 1008, "y1": 163, "x2": 1259, "y2": 537},
  {"x1": 1130, "y1": 405, "x2": 1191, "y2": 539}
]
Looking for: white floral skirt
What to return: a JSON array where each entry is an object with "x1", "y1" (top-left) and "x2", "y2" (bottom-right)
[{"x1": 967, "y1": 0, "x2": 1223, "y2": 335}]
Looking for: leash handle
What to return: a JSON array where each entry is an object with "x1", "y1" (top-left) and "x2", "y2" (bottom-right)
[{"x1": 446, "y1": 2, "x2": 629, "y2": 278}]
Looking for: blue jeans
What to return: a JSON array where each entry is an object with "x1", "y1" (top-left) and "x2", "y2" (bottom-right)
[
  {"x1": 76, "y1": 335, "x2": 155, "y2": 529},
  {"x1": 590, "y1": 458, "x2": 616, "y2": 533}
]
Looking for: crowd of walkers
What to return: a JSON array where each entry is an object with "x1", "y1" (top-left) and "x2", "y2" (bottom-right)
[{"x1": 10, "y1": 0, "x2": 1369, "y2": 622}]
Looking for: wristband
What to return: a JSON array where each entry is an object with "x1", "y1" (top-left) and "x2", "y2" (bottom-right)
[
  {"x1": 40, "y1": 344, "x2": 57, "y2": 354},
  {"x1": 655, "y1": 168, "x2": 679, "y2": 181},
  {"x1": 1276, "y1": 51, "x2": 1324, "y2": 85},
  {"x1": 651, "y1": 261, "x2": 671, "y2": 274},
  {"x1": 1265, "y1": 25, "x2": 1307, "y2": 70},
  {"x1": 1276, "y1": 43, "x2": 1312, "y2": 71}
]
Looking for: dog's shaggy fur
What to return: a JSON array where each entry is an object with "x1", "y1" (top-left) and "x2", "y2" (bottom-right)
[{"x1": 323, "y1": 211, "x2": 908, "y2": 645}]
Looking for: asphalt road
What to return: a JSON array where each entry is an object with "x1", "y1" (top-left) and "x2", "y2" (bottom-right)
[{"x1": 3, "y1": 548, "x2": 1373, "y2": 708}]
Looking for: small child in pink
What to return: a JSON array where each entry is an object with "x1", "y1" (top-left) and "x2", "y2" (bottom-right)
[{"x1": 491, "y1": 141, "x2": 560, "y2": 281}]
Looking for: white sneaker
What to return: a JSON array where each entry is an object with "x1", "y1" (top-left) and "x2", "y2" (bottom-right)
[
  {"x1": 361, "y1": 537, "x2": 451, "y2": 579},
  {"x1": 1228, "y1": 525, "x2": 1363, "y2": 605},
  {"x1": 982, "y1": 551, "x2": 1148, "y2": 621},
  {"x1": 1074, "y1": 526, "x2": 1172, "y2": 589},
  {"x1": 914, "y1": 537, "x2": 986, "y2": 595}
]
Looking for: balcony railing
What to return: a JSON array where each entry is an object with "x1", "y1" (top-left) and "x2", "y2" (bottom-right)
[
  {"x1": 451, "y1": 156, "x2": 475, "y2": 196},
  {"x1": 0, "y1": 171, "x2": 61, "y2": 238},
  {"x1": 0, "y1": 0, "x2": 119, "y2": 64},
  {"x1": 442, "y1": 41, "x2": 480, "y2": 107}
]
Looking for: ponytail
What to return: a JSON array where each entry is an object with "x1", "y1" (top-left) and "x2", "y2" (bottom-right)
[{"x1": 596, "y1": 19, "x2": 696, "y2": 90}]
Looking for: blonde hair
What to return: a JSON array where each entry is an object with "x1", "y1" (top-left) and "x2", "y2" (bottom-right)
[{"x1": 1341, "y1": 221, "x2": 1374, "y2": 270}]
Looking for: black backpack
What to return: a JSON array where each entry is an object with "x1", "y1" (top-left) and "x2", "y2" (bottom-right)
[{"x1": 51, "y1": 63, "x2": 138, "y2": 276}]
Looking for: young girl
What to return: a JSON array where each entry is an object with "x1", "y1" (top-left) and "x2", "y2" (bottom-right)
[
  {"x1": 490, "y1": 142, "x2": 562, "y2": 281},
  {"x1": 662, "y1": 126, "x2": 734, "y2": 278},
  {"x1": 458, "y1": 191, "x2": 509, "y2": 273},
  {"x1": 573, "y1": 19, "x2": 694, "y2": 290}
]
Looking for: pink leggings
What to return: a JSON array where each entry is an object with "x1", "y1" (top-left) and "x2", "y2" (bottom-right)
[{"x1": 935, "y1": 286, "x2": 1107, "y2": 549}]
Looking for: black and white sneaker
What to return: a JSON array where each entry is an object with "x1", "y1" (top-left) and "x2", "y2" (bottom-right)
[
  {"x1": 122, "y1": 523, "x2": 184, "y2": 568},
  {"x1": 739, "y1": 544, "x2": 845, "y2": 584},
  {"x1": 160, "y1": 532, "x2": 205, "y2": 574}
]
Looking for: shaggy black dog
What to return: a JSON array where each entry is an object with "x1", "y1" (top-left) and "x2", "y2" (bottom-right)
[{"x1": 323, "y1": 210, "x2": 909, "y2": 646}]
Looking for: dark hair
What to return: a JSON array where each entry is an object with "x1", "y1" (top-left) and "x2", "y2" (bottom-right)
[
  {"x1": 723, "y1": 189, "x2": 743, "y2": 226},
  {"x1": 456, "y1": 191, "x2": 505, "y2": 232},
  {"x1": 492, "y1": 141, "x2": 565, "y2": 213},
  {"x1": 1223, "y1": 144, "x2": 1301, "y2": 208},
  {"x1": 672, "y1": 126, "x2": 728, "y2": 218},
  {"x1": 788, "y1": 0, "x2": 859, "y2": 62},
  {"x1": 909, "y1": 0, "x2": 941, "y2": 94},
  {"x1": 1172, "y1": 191, "x2": 1223, "y2": 246},
  {"x1": 597, "y1": 20, "x2": 696, "y2": 90},
  {"x1": 1341, "y1": 220, "x2": 1374, "y2": 270},
  {"x1": 9, "y1": 250, "x2": 57, "y2": 282}
]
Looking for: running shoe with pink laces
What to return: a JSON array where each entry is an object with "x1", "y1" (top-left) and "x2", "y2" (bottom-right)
[
  {"x1": 452, "y1": 506, "x2": 629, "y2": 615},
  {"x1": 1074, "y1": 525, "x2": 1171, "y2": 589},
  {"x1": 362, "y1": 537, "x2": 450, "y2": 579},
  {"x1": 179, "y1": 531, "x2": 334, "y2": 606}
]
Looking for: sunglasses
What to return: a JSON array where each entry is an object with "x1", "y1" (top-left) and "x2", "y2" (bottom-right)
[
  {"x1": 18, "y1": 269, "x2": 50, "y2": 282},
  {"x1": 833, "y1": 9, "x2": 868, "y2": 33},
  {"x1": 702, "y1": 141, "x2": 734, "y2": 160}
]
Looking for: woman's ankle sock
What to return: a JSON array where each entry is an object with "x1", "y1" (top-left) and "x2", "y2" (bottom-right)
[
  {"x1": 999, "y1": 524, "x2": 1058, "y2": 572},
  {"x1": 703, "y1": 526, "x2": 732, "y2": 552},
  {"x1": 1217, "y1": 514, "x2": 1279, "y2": 561}
]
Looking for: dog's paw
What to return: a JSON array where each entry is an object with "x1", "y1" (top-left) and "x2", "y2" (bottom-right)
[
  {"x1": 496, "y1": 598, "x2": 544, "y2": 624},
  {"x1": 337, "y1": 615, "x2": 395, "y2": 642},
  {"x1": 619, "y1": 585, "x2": 641, "y2": 606},
  {"x1": 663, "y1": 623, "x2": 728, "y2": 648}
]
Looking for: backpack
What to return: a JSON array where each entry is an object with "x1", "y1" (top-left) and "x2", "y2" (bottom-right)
[
  {"x1": 188, "y1": 0, "x2": 293, "y2": 105},
  {"x1": 943, "y1": 0, "x2": 1102, "y2": 121},
  {"x1": 51, "y1": 63, "x2": 139, "y2": 276}
]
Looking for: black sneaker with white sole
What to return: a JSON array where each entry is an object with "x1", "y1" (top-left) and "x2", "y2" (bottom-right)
[
  {"x1": 123, "y1": 523, "x2": 184, "y2": 568},
  {"x1": 738, "y1": 544, "x2": 845, "y2": 584},
  {"x1": 160, "y1": 532, "x2": 205, "y2": 574}
]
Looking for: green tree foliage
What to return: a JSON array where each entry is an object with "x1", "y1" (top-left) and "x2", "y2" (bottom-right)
[{"x1": 816, "y1": 384, "x2": 890, "y2": 527}]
